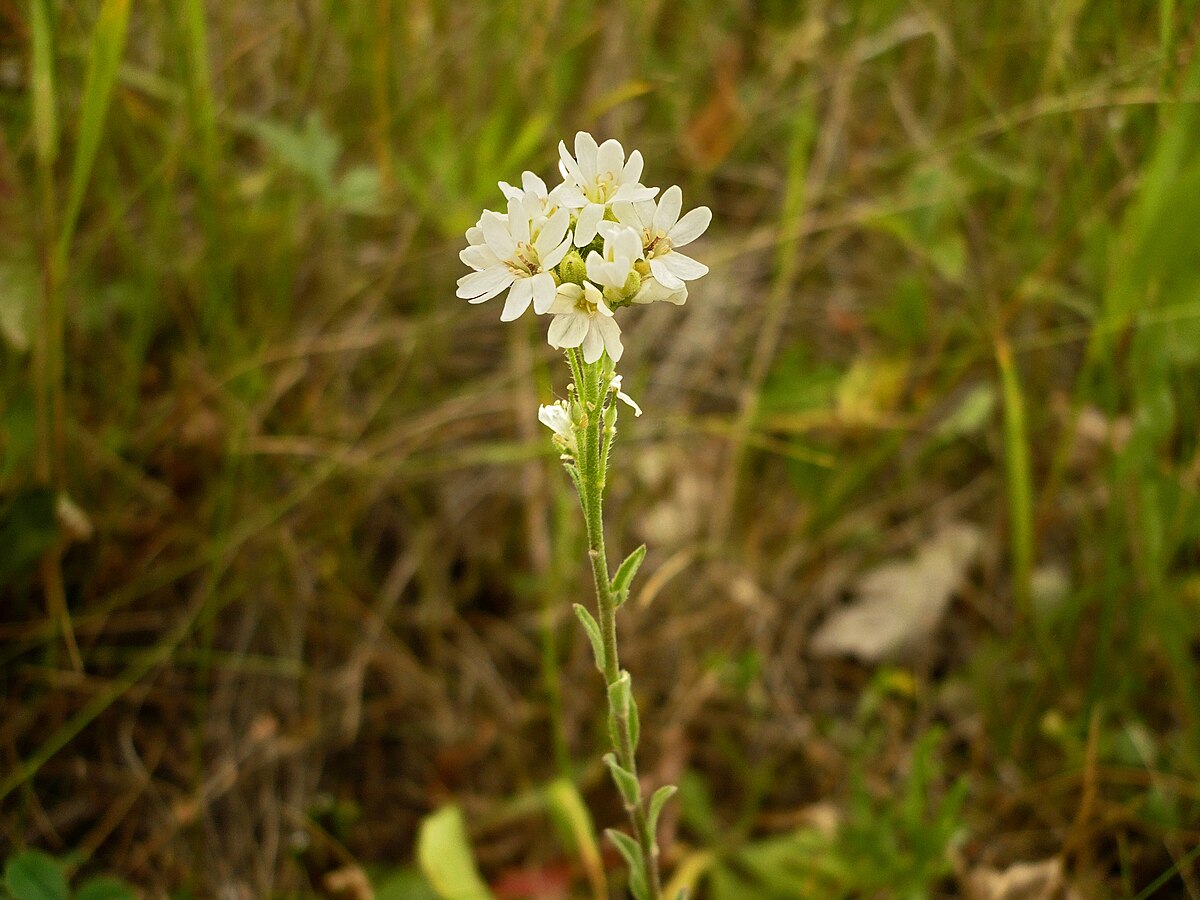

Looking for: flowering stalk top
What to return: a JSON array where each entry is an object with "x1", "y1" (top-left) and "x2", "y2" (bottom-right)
[{"x1": 458, "y1": 131, "x2": 711, "y2": 386}]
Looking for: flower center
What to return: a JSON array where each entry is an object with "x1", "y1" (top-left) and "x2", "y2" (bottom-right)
[
  {"x1": 585, "y1": 172, "x2": 617, "y2": 204},
  {"x1": 645, "y1": 233, "x2": 672, "y2": 259},
  {"x1": 507, "y1": 241, "x2": 540, "y2": 276}
]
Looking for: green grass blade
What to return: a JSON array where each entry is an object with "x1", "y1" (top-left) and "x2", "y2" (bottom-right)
[
  {"x1": 55, "y1": 0, "x2": 132, "y2": 271},
  {"x1": 997, "y1": 336, "x2": 1033, "y2": 618},
  {"x1": 30, "y1": 0, "x2": 58, "y2": 167}
]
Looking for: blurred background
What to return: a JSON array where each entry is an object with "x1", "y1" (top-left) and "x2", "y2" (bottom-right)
[{"x1": 2, "y1": 1, "x2": 1200, "y2": 897}]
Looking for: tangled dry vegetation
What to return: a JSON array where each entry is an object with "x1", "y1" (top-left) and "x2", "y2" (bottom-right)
[{"x1": 2, "y1": 2, "x2": 1199, "y2": 897}]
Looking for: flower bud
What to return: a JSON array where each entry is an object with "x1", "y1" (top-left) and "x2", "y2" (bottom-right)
[
  {"x1": 558, "y1": 250, "x2": 587, "y2": 285},
  {"x1": 622, "y1": 269, "x2": 642, "y2": 298}
]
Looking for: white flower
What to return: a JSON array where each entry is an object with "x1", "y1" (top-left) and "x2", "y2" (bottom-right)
[
  {"x1": 499, "y1": 171, "x2": 569, "y2": 220},
  {"x1": 585, "y1": 224, "x2": 642, "y2": 296},
  {"x1": 547, "y1": 282, "x2": 623, "y2": 363},
  {"x1": 612, "y1": 185, "x2": 711, "y2": 290},
  {"x1": 538, "y1": 401, "x2": 577, "y2": 453},
  {"x1": 596, "y1": 221, "x2": 688, "y2": 306},
  {"x1": 558, "y1": 132, "x2": 659, "y2": 247},
  {"x1": 456, "y1": 198, "x2": 573, "y2": 321},
  {"x1": 610, "y1": 375, "x2": 642, "y2": 417}
]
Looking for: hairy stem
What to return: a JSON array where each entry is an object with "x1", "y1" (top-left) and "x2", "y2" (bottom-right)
[{"x1": 570, "y1": 351, "x2": 663, "y2": 899}]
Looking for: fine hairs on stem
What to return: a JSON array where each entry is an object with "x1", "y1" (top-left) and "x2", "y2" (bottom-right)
[{"x1": 460, "y1": 132, "x2": 712, "y2": 899}]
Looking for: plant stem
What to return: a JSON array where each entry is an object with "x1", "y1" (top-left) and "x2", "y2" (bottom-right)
[{"x1": 570, "y1": 351, "x2": 663, "y2": 899}]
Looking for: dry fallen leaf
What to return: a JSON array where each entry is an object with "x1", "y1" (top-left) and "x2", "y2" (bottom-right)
[
  {"x1": 811, "y1": 522, "x2": 983, "y2": 662},
  {"x1": 966, "y1": 857, "x2": 1082, "y2": 900}
]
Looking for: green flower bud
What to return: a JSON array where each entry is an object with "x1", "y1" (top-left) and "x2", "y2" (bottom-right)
[
  {"x1": 622, "y1": 269, "x2": 642, "y2": 298},
  {"x1": 558, "y1": 250, "x2": 587, "y2": 285}
]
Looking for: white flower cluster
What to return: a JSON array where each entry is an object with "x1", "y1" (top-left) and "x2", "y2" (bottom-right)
[{"x1": 457, "y1": 131, "x2": 712, "y2": 364}]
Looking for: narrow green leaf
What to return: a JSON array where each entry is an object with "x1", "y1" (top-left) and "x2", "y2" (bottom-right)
[
  {"x1": 603, "y1": 752, "x2": 641, "y2": 810},
  {"x1": 4, "y1": 851, "x2": 68, "y2": 900},
  {"x1": 611, "y1": 544, "x2": 646, "y2": 607},
  {"x1": 416, "y1": 805, "x2": 495, "y2": 900},
  {"x1": 605, "y1": 829, "x2": 649, "y2": 900},
  {"x1": 29, "y1": 0, "x2": 57, "y2": 166},
  {"x1": 56, "y1": 0, "x2": 132, "y2": 269},
  {"x1": 628, "y1": 687, "x2": 640, "y2": 752},
  {"x1": 607, "y1": 671, "x2": 631, "y2": 719},
  {"x1": 573, "y1": 604, "x2": 605, "y2": 672},
  {"x1": 647, "y1": 784, "x2": 678, "y2": 839}
]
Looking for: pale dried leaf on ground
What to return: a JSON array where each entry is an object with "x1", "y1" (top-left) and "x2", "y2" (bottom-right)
[
  {"x1": 810, "y1": 522, "x2": 983, "y2": 662},
  {"x1": 966, "y1": 857, "x2": 1082, "y2": 900}
]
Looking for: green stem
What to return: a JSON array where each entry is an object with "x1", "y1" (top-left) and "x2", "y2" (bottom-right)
[{"x1": 569, "y1": 352, "x2": 663, "y2": 900}]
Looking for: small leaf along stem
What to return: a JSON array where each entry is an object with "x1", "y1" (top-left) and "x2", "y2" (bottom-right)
[{"x1": 567, "y1": 349, "x2": 664, "y2": 900}]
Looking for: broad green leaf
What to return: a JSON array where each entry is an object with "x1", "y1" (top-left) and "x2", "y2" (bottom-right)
[
  {"x1": 416, "y1": 806, "x2": 494, "y2": 900},
  {"x1": 0, "y1": 260, "x2": 38, "y2": 351},
  {"x1": 249, "y1": 113, "x2": 341, "y2": 193},
  {"x1": 373, "y1": 868, "x2": 440, "y2": 900},
  {"x1": 335, "y1": 166, "x2": 385, "y2": 215},
  {"x1": 0, "y1": 489, "x2": 60, "y2": 582},
  {"x1": 610, "y1": 544, "x2": 646, "y2": 607},
  {"x1": 74, "y1": 876, "x2": 136, "y2": 900},
  {"x1": 573, "y1": 604, "x2": 605, "y2": 672},
  {"x1": 543, "y1": 778, "x2": 607, "y2": 899},
  {"x1": 4, "y1": 851, "x2": 68, "y2": 900}
]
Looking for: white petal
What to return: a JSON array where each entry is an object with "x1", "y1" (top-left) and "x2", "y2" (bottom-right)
[
  {"x1": 668, "y1": 206, "x2": 712, "y2": 247},
  {"x1": 456, "y1": 266, "x2": 514, "y2": 301},
  {"x1": 573, "y1": 203, "x2": 604, "y2": 246},
  {"x1": 498, "y1": 180, "x2": 522, "y2": 201},
  {"x1": 549, "y1": 311, "x2": 589, "y2": 348},
  {"x1": 661, "y1": 251, "x2": 708, "y2": 281},
  {"x1": 584, "y1": 282, "x2": 608, "y2": 313},
  {"x1": 531, "y1": 272, "x2": 557, "y2": 314},
  {"x1": 550, "y1": 283, "x2": 582, "y2": 313},
  {"x1": 575, "y1": 131, "x2": 599, "y2": 179},
  {"x1": 649, "y1": 256, "x2": 684, "y2": 290},
  {"x1": 595, "y1": 139, "x2": 625, "y2": 179},
  {"x1": 499, "y1": 277, "x2": 534, "y2": 321},
  {"x1": 654, "y1": 186, "x2": 682, "y2": 234},
  {"x1": 620, "y1": 150, "x2": 644, "y2": 187},
  {"x1": 460, "y1": 244, "x2": 500, "y2": 270},
  {"x1": 595, "y1": 315, "x2": 623, "y2": 362},
  {"x1": 610, "y1": 225, "x2": 643, "y2": 262},
  {"x1": 522, "y1": 171, "x2": 548, "y2": 197},
  {"x1": 581, "y1": 324, "x2": 604, "y2": 363},
  {"x1": 534, "y1": 207, "x2": 570, "y2": 258},
  {"x1": 611, "y1": 377, "x2": 643, "y2": 416},
  {"x1": 634, "y1": 199, "x2": 657, "y2": 225},
  {"x1": 507, "y1": 198, "x2": 530, "y2": 245},
  {"x1": 466, "y1": 225, "x2": 485, "y2": 246},
  {"x1": 559, "y1": 140, "x2": 582, "y2": 183},
  {"x1": 613, "y1": 184, "x2": 659, "y2": 203},
  {"x1": 555, "y1": 185, "x2": 588, "y2": 208},
  {"x1": 611, "y1": 201, "x2": 642, "y2": 230},
  {"x1": 585, "y1": 251, "x2": 620, "y2": 289},
  {"x1": 633, "y1": 276, "x2": 688, "y2": 306},
  {"x1": 543, "y1": 234, "x2": 573, "y2": 270},
  {"x1": 481, "y1": 212, "x2": 515, "y2": 259}
]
